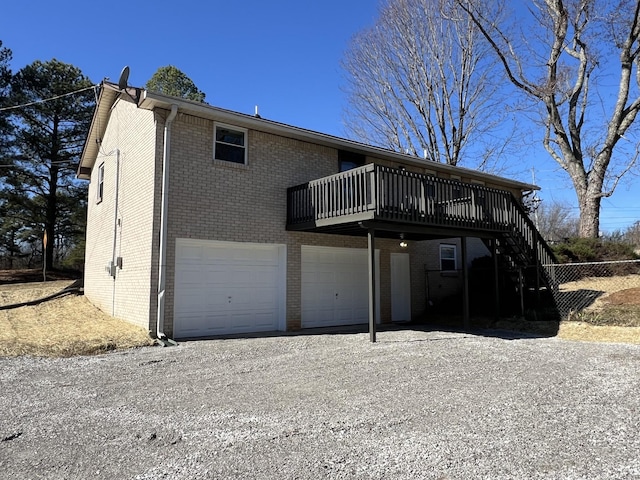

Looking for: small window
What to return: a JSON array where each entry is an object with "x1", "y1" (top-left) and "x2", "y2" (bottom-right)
[
  {"x1": 214, "y1": 123, "x2": 247, "y2": 164},
  {"x1": 96, "y1": 163, "x2": 105, "y2": 204},
  {"x1": 339, "y1": 150, "x2": 366, "y2": 172},
  {"x1": 440, "y1": 244, "x2": 457, "y2": 271}
]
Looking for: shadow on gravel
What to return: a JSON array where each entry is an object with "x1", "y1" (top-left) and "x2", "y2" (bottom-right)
[
  {"x1": 177, "y1": 318, "x2": 555, "y2": 344},
  {"x1": 410, "y1": 313, "x2": 560, "y2": 341}
]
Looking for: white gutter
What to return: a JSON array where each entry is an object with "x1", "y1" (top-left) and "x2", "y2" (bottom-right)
[{"x1": 156, "y1": 105, "x2": 178, "y2": 345}]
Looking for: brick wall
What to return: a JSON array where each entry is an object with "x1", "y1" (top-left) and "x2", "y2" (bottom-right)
[
  {"x1": 83, "y1": 100, "x2": 157, "y2": 331},
  {"x1": 409, "y1": 237, "x2": 490, "y2": 317},
  {"x1": 85, "y1": 102, "x2": 517, "y2": 335}
]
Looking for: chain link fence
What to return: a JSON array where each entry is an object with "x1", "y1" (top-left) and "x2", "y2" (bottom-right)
[
  {"x1": 543, "y1": 259, "x2": 640, "y2": 319},
  {"x1": 420, "y1": 259, "x2": 639, "y2": 322}
]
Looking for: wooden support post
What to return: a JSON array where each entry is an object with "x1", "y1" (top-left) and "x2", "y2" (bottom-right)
[
  {"x1": 533, "y1": 237, "x2": 541, "y2": 304},
  {"x1": 518, "y1": 267, "x2": 525, "y2": 316},
  {"x1": 492, "y1": 238, "x2": 500, "y2": 320},
  {"x1": 461, "y1": 236, "x2": 470, "y2": 330},
  {"x1": 368, "y1": 229, "x2": 377, "y2": 343}
]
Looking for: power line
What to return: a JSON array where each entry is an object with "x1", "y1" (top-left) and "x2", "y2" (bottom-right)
[
  {"x1": 0, "y1": 160, "x2": 78, "y2": 168},
  {"x1": 0, "y1": 85, "x2": 98, "y2": 112}
]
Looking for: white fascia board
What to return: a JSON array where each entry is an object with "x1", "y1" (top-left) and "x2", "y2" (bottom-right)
[{"x1": 77, "y1": 85, "x2": 120, "y2": 179}]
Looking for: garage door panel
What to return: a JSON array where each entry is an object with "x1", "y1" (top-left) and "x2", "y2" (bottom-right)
[
  {"x1": 302, "y1": 246, "x2": 379, "y2": 329},
  {"x1": 232, "y1": 293, "x2": 276, "y2": 309},
  {"x1": 174, "y1": 240, "x2": 284, "y2": 338}
]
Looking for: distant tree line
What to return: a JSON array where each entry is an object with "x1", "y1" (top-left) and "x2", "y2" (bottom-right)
[{"x1": 531, "y1": 202, "x2": 640, "y2": 251}]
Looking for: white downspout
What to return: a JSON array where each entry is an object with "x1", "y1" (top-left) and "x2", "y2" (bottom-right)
[
  {"x1": 111, "y1": 149, "x2": 120, "y2": 316},
  {"x1": 156, "y1": 104, "x2": 178, "y2": 344}
]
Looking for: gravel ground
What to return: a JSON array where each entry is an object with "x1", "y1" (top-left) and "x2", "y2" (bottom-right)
[{"x1": 1, "y1": 328, "x2": 639, "y2": 479}]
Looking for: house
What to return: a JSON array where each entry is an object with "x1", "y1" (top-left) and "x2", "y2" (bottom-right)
[{"x1": 78, "y1": 81, "x2": 554, "y2": 342}]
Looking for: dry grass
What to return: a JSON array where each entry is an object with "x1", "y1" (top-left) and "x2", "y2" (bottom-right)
[
  {"x1": 558, "y1": 322, "x2": 640, "y2": 344},
  {"x1": 560, "y1": 273, "x2": 640, "y2": 293},
  {"x1": 556, "y1": 274, "x2": 640, "y2": 344},
  {"x1": 0, "y1": 281, "x2": 154, "y2": 357}
]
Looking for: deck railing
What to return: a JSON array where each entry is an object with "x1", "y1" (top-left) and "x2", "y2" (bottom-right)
[
  {"x1": 287, "y1": 164, "x2": 377, "y2": 224},
  {"x1": 288, "y1": 164, "x2": 517, "y2": 232},
  {"x1": 287, "y1": 163, "x2": 556, "y2": 270}
]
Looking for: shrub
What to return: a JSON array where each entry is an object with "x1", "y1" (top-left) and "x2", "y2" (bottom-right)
[{"x1": 552, "y1": 238, "x2": 639, "y2": 264}]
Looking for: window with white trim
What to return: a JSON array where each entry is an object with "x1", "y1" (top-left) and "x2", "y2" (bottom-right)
[
  {"x1": 96, "y1": 163, "x2": 105, "y2": 204},
  {"x1": 440, "y1": 244, "x2": 457, "y2": 271},
  {"x1": 214, "y1": 123, "x2": 247, "y2": 164}
]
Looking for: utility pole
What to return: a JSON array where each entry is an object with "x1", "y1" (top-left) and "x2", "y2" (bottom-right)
[{"x1": 531, "y1": 168, "x2": 541, "y2": 230}]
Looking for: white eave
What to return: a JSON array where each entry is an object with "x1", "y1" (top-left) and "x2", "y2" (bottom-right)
[
  {"x1": 77, "y1": 83, "x2": 123, "y2": 179},
  {"x1": 79, "y1": 83, "x2": 539, "y2": 192}
]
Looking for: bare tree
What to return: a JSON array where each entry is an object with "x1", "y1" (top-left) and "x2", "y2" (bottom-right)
[
  {"x1": 535, "y1": 200, "x2": 580, "y2": 242},
  {"x1": 457, "y1": 0, "x2": 640, "y2": 237},
  {"x1": 342, "y1": 0, "x2": 508, "y2": 169},
  {"x1": 624, "y1": 220, "x2": 640, "y2": 247}
]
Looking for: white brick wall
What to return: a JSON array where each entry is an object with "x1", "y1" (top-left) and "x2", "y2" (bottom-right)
[{"x1": 83, "y1": 100, "x2": 157, "y2": 331}]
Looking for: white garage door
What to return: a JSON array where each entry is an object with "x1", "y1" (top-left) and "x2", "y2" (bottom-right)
[
  {"x1": 174, "y1": 239, "x2": 285, "y2": 338},
  {"x1": 301, "y1": 246, "x2": 379, "y2": 328}
]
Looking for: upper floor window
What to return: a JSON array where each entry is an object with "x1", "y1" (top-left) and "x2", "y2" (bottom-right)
[
  {"x1": 440, "y1": 244, "x2": 457, "y2": 271},
  {"x1": 96, "y1": 163, "x2": 105, "y2": 204},
  {"x1": 214, "y1": 123, "x2": 247, "y2": 164},
  {"x1": 339, "y1": 150, "x2": 365, "y2": 172}
]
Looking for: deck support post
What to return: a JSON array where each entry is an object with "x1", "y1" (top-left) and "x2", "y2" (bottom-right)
[
  {"x1": 533, "y1": 237, "x2": 541, "y2": 304},
  {"x1": 518, "y1": 267, "x2": 525, "y2": 316},
  {"x1": 368, "y1": 228, "x2": 377, "y2": 343},
  {"x1": 492, "y1": 238, "x2": 500, "y2": 320},
  {"x1": 461, "y1": 236, "x2": 470, "y2": 330}
]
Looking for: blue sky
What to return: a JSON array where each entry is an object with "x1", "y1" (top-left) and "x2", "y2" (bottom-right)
[{"x1": 2, "y1": 0, "x2": 638, "y2": 233}]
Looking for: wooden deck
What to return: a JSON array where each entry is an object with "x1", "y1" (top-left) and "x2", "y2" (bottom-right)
[{"x1": 287, "y1": 163, "x2": 555, "y2": 269}]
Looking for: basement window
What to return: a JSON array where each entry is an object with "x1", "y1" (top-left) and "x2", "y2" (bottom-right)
[
  {"x1": 440, "y1": 244, "x2": 457, "y2": 271},
  {"x1": 214, "y1": 123, "x2": 247, "y2": 165},
  {"x1": 96, "y1": 163, "x2": 104, "y2": 204}
]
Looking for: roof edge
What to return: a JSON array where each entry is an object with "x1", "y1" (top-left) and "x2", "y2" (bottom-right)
[
  {"x1": 139, "y1": 90, "x2": 538, "y2": 192},
  {"x1": 79, "y1": 83, "x2": 538, "y2": 192},
  {"x1": 77, "y1": 82, "x2": 121, "y2": 179}
]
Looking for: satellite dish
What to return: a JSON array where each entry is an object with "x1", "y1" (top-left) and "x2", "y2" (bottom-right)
[{"x1": 118, "y1": 66, "x2": 130, "y2": 90}]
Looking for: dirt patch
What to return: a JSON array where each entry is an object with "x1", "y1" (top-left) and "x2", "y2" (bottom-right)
[
  {"x1": 0, "y1": 268, "x2": 80, "y2": 285},
  {"x1": 560, "y1": 274, "x2": 640, "y2": 294},
  {"x1": 601, "y1": 287, "x2": 640, "y2": 306},
  {"x1": 0, "y1": 280, "x2": 154, "y2": 357}
]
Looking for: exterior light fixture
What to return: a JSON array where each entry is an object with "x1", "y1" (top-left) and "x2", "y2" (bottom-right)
[{"x1": 399, "y1": 233, "x2": 408, "y2": 248}]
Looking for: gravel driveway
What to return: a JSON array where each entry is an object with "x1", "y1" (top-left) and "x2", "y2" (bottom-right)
[{"x1": 1, "y1": 327, "x2": 639, "y2": 479}]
